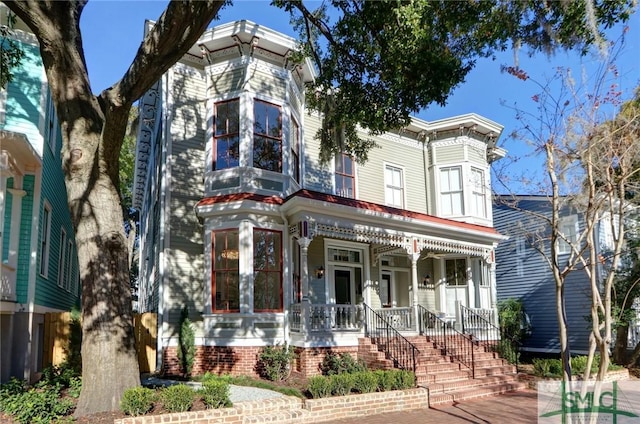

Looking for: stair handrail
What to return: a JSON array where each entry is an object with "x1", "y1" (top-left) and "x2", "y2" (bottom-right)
[
  {"x1": 416, "y1": 304, "x2": 476, "y2": 378},
  {"x1": 460, "y1": 305, "x2": 501, "y2": 352},
  {"x1": 362, "y1": 303, "x2": 419, "y2": 375}
]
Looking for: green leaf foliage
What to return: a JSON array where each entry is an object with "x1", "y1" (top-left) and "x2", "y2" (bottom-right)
[
  {"x1": 273, "y1": 0, "x2": 634, "y2": 162},
  {"x1": 200, "y1": 380, "x2": 232, "y2": 409},
  {"x1": 120, "y1": 386, "x2": 156, "y2": 416},
  {"x1": 159, "y1": 384, "x2": 195, "y2": 413}
]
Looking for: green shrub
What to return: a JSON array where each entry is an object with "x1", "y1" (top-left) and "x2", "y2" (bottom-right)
[
  {"x1": 0, "y1": 377, "x2": 26, "y2": 411},
  {"x1": 495, "y1": 339, "x2": 520, "y2": 364},
  {"x1": 532, "y1": 358, "x2": 563, "y2": 378},
  {"x1": 330, "y1": 373, "x2": 354, "y2": 396},
  {"x1": 200, "y1": 380, "x2": 231, "y2": 409},
  {"x1": 67, "y1": 376, "x2": 82, "y2": 398},
  {"x1": 120, "y1": 386, "x2": 156, "y2": 416},
  {"x1": 39, "y1": 363, "x2": 79, "y2": 389},
  {"x1": 177, "y1": 306, "x2": 196, "y2": 377},
  {"x1": 374, "y1": 370, "x2": 395, "y2": 392},
  {"x1": 390, "y1": 370, "x2": 415, "y2": 390},
  {"x1": 160, "y1": 384, "x2": 195, "y2": 412},
  {"x1": 307, "y1": 375, "x2": 331, "y2": 399},
  {"x1": 257, "y1": 343, "x2": 295, "y2": 381},
  {"x1": 352, "y1": 371, "x2": 378, "y2": 393},
  {"x1": 320, "y1": 351, "x2": 366, "y2": 375},
  {"x1": 3, "y1": 385, "x2": 73, "y2": 424}
]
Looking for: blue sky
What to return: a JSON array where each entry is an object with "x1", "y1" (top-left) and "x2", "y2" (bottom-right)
[{"x1": 80, "y1": 1, "x2": 639, "y2": 192}]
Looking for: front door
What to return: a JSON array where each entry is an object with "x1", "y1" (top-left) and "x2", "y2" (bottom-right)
[{"x1": 334, "y1": 268, "x2": 352, "y2": 304}]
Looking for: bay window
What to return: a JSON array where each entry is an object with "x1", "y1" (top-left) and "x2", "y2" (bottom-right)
[
  {"x1": 470, "y1": 167, "x2": 486, "y2": 218},
  {"x1": 253, "y1": 229, "x2": 283, "y2": 312},
  {"x1": 212, "y1": 230, "x2": 240, "y2": 312},
  {"x1": 291, "y1": 118, "x2": 300, "y2": 183},
  {"x1": 253, "y1": 100, "x2": 282, "y2": 172},
  {"x1": 440, "y1": 166, "x2": 463, "y2": 216},
  {"x1": 213, "y1": 99, "x2": 240, "y2": 170}
]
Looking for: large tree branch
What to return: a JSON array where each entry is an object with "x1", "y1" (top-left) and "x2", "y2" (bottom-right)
[{"x1": 98, "y1": 0, "x2": 225, "y2": 184}]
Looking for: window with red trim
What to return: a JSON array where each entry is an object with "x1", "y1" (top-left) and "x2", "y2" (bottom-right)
[
  {"x1": 335, "y1": 153, "x2": 355, "y2": 198},
  {"x1": 212, "y1": 230, "x2": 240, "y2": 312},
  {"x1": 291, "y1": 118, "x2": 300, "y2": 183},
  {"x1": 253, "y1": 229, "x2": 283, "y2": 312},
  {"x1": 213, "y1": 99, "x2": 240, "y2": 170},
  {"x1": 253, "y1": 100, "x2": 282, "y2": 172}
]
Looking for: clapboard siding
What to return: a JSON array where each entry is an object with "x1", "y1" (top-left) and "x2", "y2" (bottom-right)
[
  {"x1": 248, "y1": 67, "x2": 287, "y2": 100},
  {"x1": 433, "y1": 143, "x2": 464, "y2": 164},
  {"x1": 166, "y1": 66, "x2": 207, "y2": 326},
  {"x1": 356, "y1": 134, "x2": 428, "y2": 213},
  {"x1": 301, "y1": 113, "x2": 333, "y2": 194},
  {"x1": 494, "y1": 197, "x2": 592, "y2": 353},
  {"x1": 209, "y1": 66, "x2": 245, "y2": 97}
]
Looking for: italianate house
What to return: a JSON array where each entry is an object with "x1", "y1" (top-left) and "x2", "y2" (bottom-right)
[
  {"x1": 0, "y1": 4, "x2": 80, "y2": 383},
  {"x1": 133, "y1": 20, "x2": 515, "y2": 391}
]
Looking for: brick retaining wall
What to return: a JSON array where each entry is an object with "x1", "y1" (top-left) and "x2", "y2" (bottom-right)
[{"x1": 113, "y1": 388, "x2": 429, "y2": 424}]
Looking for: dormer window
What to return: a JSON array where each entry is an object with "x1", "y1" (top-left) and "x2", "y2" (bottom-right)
[
  {"x1": 253, "y1": 99, "x2": 282, "y2": 172},
  {"x1": 213, "y1": 99, "x2": 240, "y2": 170}
]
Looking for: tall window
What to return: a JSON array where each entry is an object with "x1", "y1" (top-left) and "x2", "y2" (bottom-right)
[
  {"x1": 335, "y1": 153, "x2": 355, "y2": 198},
  {"x1": 291, "y1": 118, "x2": 301, "y2": 183},
  {"x1": 66, "y1": 240, "x2": 73, "y2": 291},
  {"x1": 39, "y1": 204, "x2": 51, "y2": 277},
  {"x1": 445, "y1": 258, "x2": 467, "y2": 286},
  {"x1": 58, "y1": 229, "x2": 67, "y2": 288},
  {"x1": 253, "y1": 229, "x2": 283, "y2": 312},
  {"x1": 558, "y1": 215, "x2": 578, "y2": 255},
  {"x1": 470, "y1": 167, "x2": 486, "y2": 218},
  {"x1": 253, "y1": 100, "x2": 282, "y2": 172},
  {"x1": 384, "y1": 164, "x2": 404, "y2": 208},
  {"x1": 440, "y1": 166, "x2": 463, "y2": 216},
  {"x1": 213, "y1": 99, "x2": 240, "y2": 170},
  {"x1": 212, "y1": 230, "x2": 240, "y2": 312}
]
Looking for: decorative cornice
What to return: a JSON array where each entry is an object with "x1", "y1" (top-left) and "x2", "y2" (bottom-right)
[{"x1": 132, "y1": 81, "x2": 161, "y2": 210}]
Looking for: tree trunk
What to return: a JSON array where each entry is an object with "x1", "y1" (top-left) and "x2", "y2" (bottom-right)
[{"x1": 613, "y1": 325, "x2": 629, "y2": 365}]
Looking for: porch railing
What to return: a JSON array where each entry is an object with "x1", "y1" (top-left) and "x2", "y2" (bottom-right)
[
  {"x1": 417, "y1": 305, "x2": 476, "y2": 377},
  {"x1": 374, "y1": 307, "x2": 413, "y2": 331},
  {"x1": 289, "y1": 303, "x2": 364, "y2": 332},
  {"x1": 363, "y1": 303, "x2": 418, "y2": 374},
  {"x1": 459, "y1": 305, "x2": 499, "y2": 346},
  {"x1": 1, "y1": 263, "x2": 16, "y2": 302}
]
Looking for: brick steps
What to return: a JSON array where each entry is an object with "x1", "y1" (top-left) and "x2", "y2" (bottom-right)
[
  {"x1": 361, "y1": 334, "x2": 525, "y2": 407},
  {"x1": 427, "y1": 380, "x2": 529, "y2": 406}
]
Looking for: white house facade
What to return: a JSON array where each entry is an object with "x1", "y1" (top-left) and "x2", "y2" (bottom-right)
[{"x1": 133, "y1": 20, "x2": 507, "y2": 377}]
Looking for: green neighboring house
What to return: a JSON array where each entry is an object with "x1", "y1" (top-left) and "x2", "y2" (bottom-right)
[{"x1": 0, "y1": 4, "x2": 80, "y2": 383}]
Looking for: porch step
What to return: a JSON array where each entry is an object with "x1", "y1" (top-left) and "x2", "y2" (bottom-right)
[{"x1": 426, "y1": 380, "x2": 529, "y2": 406}]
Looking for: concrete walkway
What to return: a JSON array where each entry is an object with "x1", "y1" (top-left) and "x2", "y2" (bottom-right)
[{"x1": 333, "y1": 389, "x2": 539, "y2": 424}]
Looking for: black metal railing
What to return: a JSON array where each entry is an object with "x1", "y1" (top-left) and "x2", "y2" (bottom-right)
[
  {"x1": 459, "y1": 305, "x2": 499, "y2": 350},
  {"x1": 416, "y1": 305, "x2": 476, "y2": 377},
  {"x1": 363, "y1": 303, "x2": 419, "y2": 374}
]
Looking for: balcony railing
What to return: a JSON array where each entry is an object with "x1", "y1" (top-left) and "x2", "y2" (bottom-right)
[
  {"x1": 290, "y1": 303, "x2": 364, "y2": 332},
  {"x1": 1, "y1": 263, "x2": 17, "y2": 302},
  {"x1": 374, "y1": 307, "x2": 413, "y2": 331}
]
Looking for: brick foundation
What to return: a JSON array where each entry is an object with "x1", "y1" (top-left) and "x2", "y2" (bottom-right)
[{"x1": 162, "y1": 344, "x2": 365, "y2": 378}]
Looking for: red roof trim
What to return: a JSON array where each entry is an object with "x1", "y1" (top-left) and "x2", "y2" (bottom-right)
[
  {"x1": 196, "y1": 190, "x2": 499, "y2": 235},
  {"x1": 196, "y1": 192, "x2": 284, "y2": 207},
  {"x1": 287, "y1": 190, "x2": 500, "y2": 235}
]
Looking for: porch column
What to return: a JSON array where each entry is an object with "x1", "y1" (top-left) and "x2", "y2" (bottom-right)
[
  {"x1": 411, "y1": 253, "x2": 420, "y2": 329},
  {"x1": 488, "y1": 252, "x2": 499, "y2": 327},
  {"x1": 298, "y1": 237, "x2": 312, "y2": 334},
  {"x1": 466, "y1": 259, "x2": 475, "y2": 309}
]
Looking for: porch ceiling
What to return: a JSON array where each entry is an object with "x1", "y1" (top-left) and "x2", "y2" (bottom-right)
[{"x1": 0, "y1": 130, "x2": 42, "y2": 174}]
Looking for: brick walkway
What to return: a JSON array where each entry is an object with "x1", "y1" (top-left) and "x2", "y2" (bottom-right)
[{"x1": 332, "y1": 389, "x2": 539, "y2": 424}]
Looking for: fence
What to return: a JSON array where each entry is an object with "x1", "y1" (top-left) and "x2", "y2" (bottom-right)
[{"x1": 43, "y1": 312, "x2": 157, "y2": 373}]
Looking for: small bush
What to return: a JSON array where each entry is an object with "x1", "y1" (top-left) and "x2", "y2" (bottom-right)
[
  {"x1": 120, "y1": 386, "x2": 156, "y2": 416},
  {"x1": 374, "y1": 370, "x2": 395, "y2": 392},
  {"x1": 352, "y1": 371, "x2": 378, "y2": 393},
  {"x1": 330, "y1": 373, "x2": 354, "y2": 396},
  {"x1": 160, "y1": 384, "x2": 195, "y2": 412},
  {"x1": 257, "y1": 343, "x2": 295, "y2": 381},
  {"x1": 307, "y1": 375, "x2": 332, "y2": 399},
  {"x1": 200, "y1": 380, "x2": 231, "y2": 409},
  {"x1": 495, "y1": 339, "x2": 520, "y2": 364},
  {"x1": 40, "y1": 363, "x2": 79, "y2": 389},
  {"x1": 67, "y1": 376, "x2": 82, "y2": 398},
  {"x1": 3, "y1": 385, "x2": 73, "y2": 424},
  {"x1": 0, "y1": 377, "x2": 26, "y2": 411},
  {"x1": 177, "y1": 306, "x2": 196, "y2": 377},
  {"x1": 532, "y1": 358, "x2": 563, "y2": 378},
  {"x1": 390, "y1": 370, "x2": 415, "y2": 390},
  {"x1": 320, "y1": 351, "x2": 366, "y2": 375}
]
